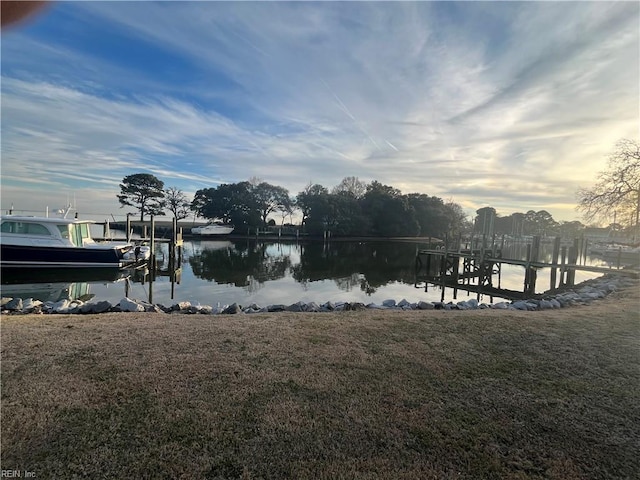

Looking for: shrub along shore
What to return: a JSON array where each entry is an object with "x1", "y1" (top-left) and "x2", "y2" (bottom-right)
[{"x1": 1, "y1": 279, "x2": 639, "y2": 479}]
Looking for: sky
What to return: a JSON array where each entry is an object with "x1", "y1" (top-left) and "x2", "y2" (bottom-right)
[{"x1": 1, "y1": 1, "x2": 638, "y2": 223}]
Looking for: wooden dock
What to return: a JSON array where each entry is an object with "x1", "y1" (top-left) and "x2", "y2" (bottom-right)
[
  {"x1": 415, "y1": 235, "x2": 639, "y2": 301},
  {"x1": 96, "y1": 215, "x2": 184, "y2": 284}
]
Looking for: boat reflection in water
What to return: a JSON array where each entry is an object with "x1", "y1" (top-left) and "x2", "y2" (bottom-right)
[{"x1": 1, "y1": 267, "x2": 131, "y2": 303}]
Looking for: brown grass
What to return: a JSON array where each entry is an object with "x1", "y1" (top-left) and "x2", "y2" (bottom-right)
[{"x1": 2, "y1": 286, "x2": 639, "y2": 479}]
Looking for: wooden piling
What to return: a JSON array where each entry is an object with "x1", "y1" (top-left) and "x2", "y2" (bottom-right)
[
  {"x1": 452, "y1": 254, "x2": 460, "y2": 299},
  {"x1": 530, "y1": 236, "x2": 541, "y2": 295},
  {"x1": 531, "y1": 236, "x2": 541, "y2": 263},
  {"x1": 150, "y1": 215, "x2": 156, "y2": 272},
  {"x1": 172, "y1": 217, "x2": 177, "y2": 244},
  {"x1": 550, "y1": 236, "x2": 561, "y2": 290},
  {"x1": 566, "y1": 238, "x2": 579, "y2": 286},
  {"x1": 126, "y1": 214, "x2": 131, "y2": 243},
  {"x1": 169, "y1": 217, "x2": 177, "y2": 271},
  {"x1": 582, "y1": 237, "x2": 589, "y2": 265},
  {"x1": 524, "y1": 243, "x2": 534, "y2": 295},
  {"x1": 148, "y1": 276, "x2": 154, "y2": 304}
]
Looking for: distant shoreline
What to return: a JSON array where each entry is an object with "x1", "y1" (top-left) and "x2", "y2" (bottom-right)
[{"x1": 107, "y1": 219, "x2": 445, "y2": 243}]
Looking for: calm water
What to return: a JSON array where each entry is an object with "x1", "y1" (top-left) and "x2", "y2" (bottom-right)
[{"x1": 1, "y1": 239, "x2": 612, "y2": 307}]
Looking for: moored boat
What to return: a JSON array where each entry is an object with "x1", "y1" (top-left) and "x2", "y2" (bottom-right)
[
  {"x1": 1, "y1": 213, "x2": 150, "y2": 268},
  {"x1": 600, "y1": 245, "x2": 640, "y2": 266},
  {"x1": 191, "y1": 222, "x2": 234, "y2": 236}
]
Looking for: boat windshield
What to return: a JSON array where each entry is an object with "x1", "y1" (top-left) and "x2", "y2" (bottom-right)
[
  {"x1": 57, "y1": 225, "x2": 70, "y2": 240},
  {"x1": 62, "y1": 224, "x2": 92, "y2": 247}
]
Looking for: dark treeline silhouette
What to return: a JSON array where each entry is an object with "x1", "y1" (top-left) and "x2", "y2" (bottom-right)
[
  {"x1": 193, "y1": 177, "x2": 469, "y2": 238},
  {"x1": 120, "y1": 173, "x2": 612, "y2": 240},
  {"x1": 473, "y1": 207, "x2": 591, "y2": 238}
]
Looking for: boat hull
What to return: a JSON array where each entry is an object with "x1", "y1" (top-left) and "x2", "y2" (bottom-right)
[
  {"x1": 0, "y1": 244, "x2": 128, "y2": 268},
  {"x1": 191, "y1": 225, "x2": 234, "y2": 235},
  {"x1": 1, "y1": 266, "x2": 129, "y2": 284}
]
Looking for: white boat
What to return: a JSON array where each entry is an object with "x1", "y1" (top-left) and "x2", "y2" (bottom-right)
[
  {"x1": 190, "y1": 222, "x2": 234, "y2": 236},
  {"x1": 600, "y1": 245, "x2": 640, "y2": 266},
  {"x1": 1, "y1": 212, "x2": 150, "y2": 268}
]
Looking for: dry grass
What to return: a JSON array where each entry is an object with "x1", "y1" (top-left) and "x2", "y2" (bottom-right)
[{"x1": 2, "y1": 286, "x2": 639, "y2": 479}]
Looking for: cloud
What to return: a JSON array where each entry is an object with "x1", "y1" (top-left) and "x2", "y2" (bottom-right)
[{"x1": 1, "y1": 1, "x2": 638, "y2": 222}]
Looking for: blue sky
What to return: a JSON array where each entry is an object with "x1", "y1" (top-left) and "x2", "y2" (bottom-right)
[{"x1": 1, "y1": 1, "x2": 638, "y2": 223}]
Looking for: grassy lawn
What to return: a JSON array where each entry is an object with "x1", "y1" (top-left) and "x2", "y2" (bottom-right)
[{"x1": 1, "y1": 291, "x2": 639, "y2": 479}]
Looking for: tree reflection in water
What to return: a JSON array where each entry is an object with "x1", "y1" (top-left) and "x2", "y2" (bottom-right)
[
  {"x1": 291, "y1": 242, "x2": 418, "y2": 294},
  {"x1": 188, "y1": 240, "x2": 420, "y2": 295},
  {"x1": 189, "y1": 241, "x2": 292, "y2": 292}
]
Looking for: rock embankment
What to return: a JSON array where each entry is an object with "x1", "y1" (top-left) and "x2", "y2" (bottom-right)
[{"x1": 1, "y1": 275, "x2": 637, "y2": 316}]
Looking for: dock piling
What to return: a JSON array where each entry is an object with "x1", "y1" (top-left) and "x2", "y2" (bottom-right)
[
  {"x1": 126, "y1": 214, "x2": 131, "y2": 243},
  {"x1": 414, "y1": 233, "x2": 635, "y2": 302},
  {"x1": 150, "y1": 215, "x2": 156, "y2": 272},
  {"x1": 550, "y1": 236, "x2": 561, "y2": 290}
]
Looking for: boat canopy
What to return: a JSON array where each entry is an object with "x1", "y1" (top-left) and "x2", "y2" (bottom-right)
[{"x1": 1, "y1": 217, "x2": 96, "y2": 248}]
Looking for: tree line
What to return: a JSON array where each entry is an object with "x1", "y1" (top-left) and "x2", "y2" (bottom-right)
[
  {"x1": 117, "y1": 138, "x2": 639, "y2": 238},
  {"x1": 117, "y1": 175, "x2": 469, "y2": 237},
  {"x1": 473, "y1": 207, "x2": 588, "y2": 238},
  {"x1": 285, "y1": 178, "x2": 468, "y2": 237}
]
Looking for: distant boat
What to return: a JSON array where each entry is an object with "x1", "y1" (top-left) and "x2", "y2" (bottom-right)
[
  {"x1": 1, "y1": 212, "x2": 150, "y2": 268},
  {"x1": 190, "y1": 222, "x2": 234, "y2": 236},
  {"x1": 600, "y1": 245, "x2": 640, "y2": 266}
]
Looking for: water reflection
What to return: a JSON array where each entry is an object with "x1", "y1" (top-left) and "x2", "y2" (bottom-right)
[
  {"x1": 290, "y1": 242, "x2": 417, "y2": 294},
  {"x1": 1, "y1": 266, "x2": 129, "y2": 285},
  {"x1": 186, "y1": 240, "x2": 419, "y2": 295},
  {"x1": 188, "y1": 240, "x2": 292, "y2": 291},
  {"x1": 1, "y1": 239, "x2": 611, "y2": 306},
  {"x1": 1, "y1": 267, "x2": 131, "y2": 303},
  {"x1": 1, "y1": 281, "x2": 94, "y2": 303}
]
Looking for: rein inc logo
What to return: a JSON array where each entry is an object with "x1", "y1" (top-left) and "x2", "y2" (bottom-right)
[{"x1": 1, "y1": 472, "x2": 35, "y2": 478}]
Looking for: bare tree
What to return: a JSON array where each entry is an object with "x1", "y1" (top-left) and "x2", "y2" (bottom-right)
[
  {"x1": 577, "y1": 139, "x2": 640, "y2": 228},
  {"x1": 164, "y1": 186, "x2": 191, "y2": 220},
  {"x1": 248, "y1": 176, "x2": 263, "y2": 186},
  {"x1": 332, "y1": 176, "x2": 367, "y2": 198}
]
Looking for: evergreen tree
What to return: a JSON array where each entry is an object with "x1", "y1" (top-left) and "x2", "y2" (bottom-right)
[{"x1": 117, "y1": 173, "x2": 165, "y2": 221}]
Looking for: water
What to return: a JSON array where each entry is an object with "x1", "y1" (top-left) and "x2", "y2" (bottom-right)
[{"x1": 1, "y1": 239, "x2": 613, "y2": 307}]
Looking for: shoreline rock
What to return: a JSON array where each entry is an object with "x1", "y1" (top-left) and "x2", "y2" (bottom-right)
[{"x1": 1, "y1": 275, "x2": 637, "y2": 316}]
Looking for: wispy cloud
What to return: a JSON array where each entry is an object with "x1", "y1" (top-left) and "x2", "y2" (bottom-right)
[{"x1": 1, "y1": 1, "x2": 638, "y2": 221}]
